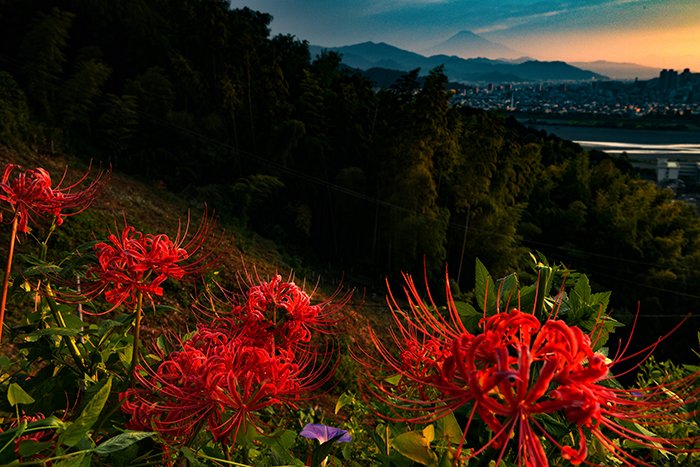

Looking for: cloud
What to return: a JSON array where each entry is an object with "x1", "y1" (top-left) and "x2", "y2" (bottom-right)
[
  {"x1": 475, "y1": 0, "x2": 658, "y2": 36},
  {"x1": 361, "y1": 0, "x2": 452, "y2": 16},
  {"x1": 475, "y1": 8, "x2": 569, "y2": 34}
]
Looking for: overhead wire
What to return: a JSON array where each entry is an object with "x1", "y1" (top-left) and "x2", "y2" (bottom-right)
[{"x1": 1, "y1": 49, "x2": 699, "y2": 308}]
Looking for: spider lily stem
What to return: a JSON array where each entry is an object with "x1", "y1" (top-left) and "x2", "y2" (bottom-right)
[
  {"x1": 0, "y1": 216, "x2": 18, "y2": 344},
  {"x1": 128, "y1": 292, "x2": 144, "y2": 387},
  {"x1": 45, "y1": 295, "x2": 88, "y2": 375}
]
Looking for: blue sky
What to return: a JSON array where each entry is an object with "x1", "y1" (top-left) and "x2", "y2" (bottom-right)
[{"x1": 231, "y1": 0, "x2": 700, "y2": 69}]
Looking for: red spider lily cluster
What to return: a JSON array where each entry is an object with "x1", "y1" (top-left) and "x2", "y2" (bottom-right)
[
  {"x1": 0, "y1": 163, "x2": 108, "y2": 234},
  {"x1": 121, "y1": 274, "x2": 346, "y2": 448},
  {"x1": 2, "y1": 413, "x2": 54, "y2": 461},
  {"x1": 357, "y1": 273, "x2": 700, "y2": 467},
  {"x1": 85, "y1": 214, "x2": 219, "y2": 311}
]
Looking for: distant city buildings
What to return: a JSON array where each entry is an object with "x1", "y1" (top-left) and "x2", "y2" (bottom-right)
[{"x1": 450, "y1": 69, "x2": 700, "y2": 117}]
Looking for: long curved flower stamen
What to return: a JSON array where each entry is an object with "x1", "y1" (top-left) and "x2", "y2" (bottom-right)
[
  {"x1": 0, "y1": 163, "x2": 109, "y2": 233},
  {"x1": 81, "y1": 212, "x2": 221, "y2": 313},
  {"x1": 356, "y1": 270, "x2": 700, "y2": 466}
]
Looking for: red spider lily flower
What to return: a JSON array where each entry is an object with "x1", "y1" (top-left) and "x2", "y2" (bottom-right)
[
  {"x1": 0, "y1": 163, "x2": 108, "y2": 233},
  {"x1": 85, "y1": 213, "x2": 219, "y2": 312},
  {"x1": 197, "y1": 270, "x2": 348, "y2": 350},
  {"x1": 356, "y1": 272, "x2": 700, "y2": 467},
  {"x1": 121, "y1": 322, "x2": 336, "y2": 448},
  {"x1": 2, "y1": 412, "x2": 55, "y2": 461},
  {"x1": 238, "y1": 273, "x2": 341, "y2": 345}
]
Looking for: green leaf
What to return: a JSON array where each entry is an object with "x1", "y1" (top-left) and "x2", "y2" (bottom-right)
[
  {"x1": 22, "y1": 264, "x2": 62, "y2": 277},
  {"x1": 17, "y1": 440, "x2": 53, "y2": 457},
  {"x1": 259, "y1": 429, "x2": 297, "y2": 464},
  {"x1": 0, "y1": 355, "x2": 11, "y2": 370},
  {"x1": 7, "y1": 383, "x2": 35, "y2": 406},
  {"x1": 179, "y1": 447, "x2": 208, "y2": 467},
  {"x1": 54, "y1": 452, "x2": 88, "y2": 467},
  {"x1": 452, "y1": 301, "x2": 479, "y2": 317},
  {"x1": 573, "y1": 274, "x2": 591, "y2": 306},
  {"x1": 30, "y1": 327, "x2": 81, "y2": 337},
  {"x1": 496, "y1": 272, "x2": 519, "y2": 310},
  {"x1": 23, "y1": 415, "x2": 66, "y2": 431},
  {"x1": 533, "y1": 262, "x2": 554, "y2": 317},
  {"x1": 436, "y1": 413, "x2": 463, "y2": 444},
  {"x1": 422, "y1": 425, "x2": 435, "y2": 444},
  {"x1": 312, "y1": 437, "x2": 346, "y2": 467},
  {"x1": 62, "y1": 312, "x2": 88, "y2": 329},
  {"x1": 94, "y1": 431, "x2": 156, "y2": 455},
  {"x1": 392, "y1": 430, "x2": 438, "y2": 466},
  {"x1": 384, "y1": 374, "x2": 402, "y2": 386},
  {"x1": 59, "y1": 377, "x2": 112, "y2": 447},
  {"x1": 335, "y1": 392, "x2": 356, "y2": 414},
  {"x1": 453, "y1": 301, "x2": 481, "y2": 333},
  {"x1": 474, "y1": 259, "x2": 496, "y2": 315}
]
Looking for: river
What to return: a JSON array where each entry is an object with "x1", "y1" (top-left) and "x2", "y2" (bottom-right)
[{"x1": 528, "y1": 124, "x2": 700, "y2": 168}]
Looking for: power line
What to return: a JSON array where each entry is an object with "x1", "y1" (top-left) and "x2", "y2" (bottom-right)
[{"x1": 3, "y1": 51, "x2": 700, "y2": 305}]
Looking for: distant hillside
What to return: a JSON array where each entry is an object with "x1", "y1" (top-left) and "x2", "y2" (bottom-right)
[
  {"x1": 361, "y1": 67, "x2": 417, "y2": 88},
  {"x1": 422, "y1": 30, "x2": 521, "y2": 59},
  {"x1": 571, "y1": 60, "x2": 660, "y2": 80},
  {"x1": 310, "y1": 42, "x2": 605, "y2": 83}
]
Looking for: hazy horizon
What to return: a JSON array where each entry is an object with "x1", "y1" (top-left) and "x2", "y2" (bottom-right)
[{"x1": 232, "y1": 0, "x2": 700, "y2": 71}]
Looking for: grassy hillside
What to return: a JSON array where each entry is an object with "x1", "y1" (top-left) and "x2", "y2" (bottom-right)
[
  {"x1": 0, "y1": 145, "x2": 370, "y2": 339},
  {"x1": 0, "y1": 146, "x2": 698, "y2": 466}
]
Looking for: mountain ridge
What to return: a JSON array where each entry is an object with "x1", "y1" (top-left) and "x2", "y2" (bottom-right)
[{"x1": 310, "y1": 41, "x2": 606, "y2": 83}]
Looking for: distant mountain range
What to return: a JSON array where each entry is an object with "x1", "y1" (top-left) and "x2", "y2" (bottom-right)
[
  {"x1": 310, "y1": 40, "x2": 605, "y2": 83},
  {"x1": 310, "y1": 30, "x2": 663, "y2": 84},
  {"x1": 569, "y1": 61, "x2": 660, "y2": 80}
]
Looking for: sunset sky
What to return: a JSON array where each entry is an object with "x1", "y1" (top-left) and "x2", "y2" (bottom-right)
[{"x1": 233, "y1": 0, "x2": 700, "y2": 71}]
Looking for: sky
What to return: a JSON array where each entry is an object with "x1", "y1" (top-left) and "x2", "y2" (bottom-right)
[{"x1": 231, "y1": 0, "x2": 700, "y2": 70}]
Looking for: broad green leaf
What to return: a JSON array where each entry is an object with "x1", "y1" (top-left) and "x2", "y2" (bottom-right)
[
  {"x1": 392, "y1": 430, "x2": 438, "y2": 466},
  {"x1": 258, "y1": 429, "x2": 297, "y2": 463},
  {"x1": 179, "y1": 447, "x2": 208, "y2": 467},
  {"x1": 119, "y1": 348, "x2": 132, "y2": 369},
  {"x1": 17, "y1": 440, "x2": 53, "y2": 457},
  {"x1": 30, "y1": 327, "x2": 81, "y2": 337},
  {"x1": 312, "y1": 438, "x2": 345, "y2": 467},
  {"x1": 496, "y1": 272, "x2": 519, "y2": 310},
  {"x1": 437, "y1": 449, "x2": 454, "y2": 467},
  {"x1": 59, "y1": 377, "x2": 112, "y2": 447},
  {"x1": 436, "y1": 412, "x2": 463, "y2": 444},
  {"x1": 573, "y1": 274, "x2": 591, "y2": 306},
  {"x1": 474, "y1": 259, "x2": 496, "y2": 314},
  {"x1": 453, "y1": 301, "x2": 481, "y2": 332},
  {"x1": 335, "y1": 392, "x2": 356, "y2": 414},
  {"x1": 533, "y1": 262, "x2": 554, "y2": 317},
  {"x1": 24, "y1": 415, "x2": 66, "y2": 431},
  {"x1": 22, "y1": 264, "x2": 62, "y2": 277},
  {"x1": 384, "y1": 374, "x2": 402, "y2": 386},
  {"x1": 517, "y1": 285, "x2": 537, "y2": 314},
  {"x1": 7, "y1": 383, "x2": 35, "y2": 406},
  {"x1": 622, "y1": 423, "x2": 669, "y2": 457},
  {"x1": 62, "y1": 312, "x2": 88, "y2": 329},
  {"x1": 422, "y1": 425, "x2": 435, "y2": 444},
  {"x1": 94, "y1": 431, "x2": 156, "y2": 455},
  {"x1": 54, "y1": 452, "x2": 88, "y2": 467},
  {"x1": 0, "y1": 356, "x2": 10, "y2": 370}
]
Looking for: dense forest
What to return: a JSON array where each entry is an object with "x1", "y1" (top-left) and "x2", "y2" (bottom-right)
[{"x1": 1, "y1": 0, "x2": 698, "y2": 353}]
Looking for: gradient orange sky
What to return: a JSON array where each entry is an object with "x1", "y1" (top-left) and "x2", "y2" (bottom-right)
[
  {"x1": 502, "y1": 24, "x2": 700, "y2": 70},
  {"x1": 237, "y1": 0, "x2": 700, "y2": 71}
]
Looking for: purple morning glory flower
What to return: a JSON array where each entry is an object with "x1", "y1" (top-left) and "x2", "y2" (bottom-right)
[{"x1": 300, "y1": 423, "x2": 352, "y2": 443}]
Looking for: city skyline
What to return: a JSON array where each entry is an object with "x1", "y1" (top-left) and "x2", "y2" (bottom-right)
[{"x1": 232, "y1": 0, "x2": 700, "y2": 71}]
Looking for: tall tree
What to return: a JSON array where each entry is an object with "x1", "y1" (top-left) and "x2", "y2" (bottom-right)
[{"x1": 19, "y1": 7, "x2": 74, "y2": 124}]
